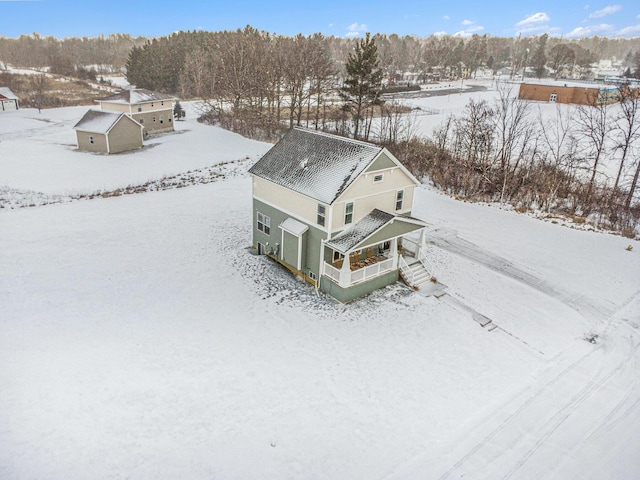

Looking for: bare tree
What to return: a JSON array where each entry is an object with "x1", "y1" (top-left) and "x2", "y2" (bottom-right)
[
  {"x1": 493, "y1": 82, "x2": 534, "y2": 202},
  {"x1": 537, "y1": 105, "x2": 580, "y2": 211},
  {"x1": 576, "y1": 94, "x2": 612, "y2": 207},
  {"x1": 31, "y1": 73, "x2": 48, "y2": 113},
  {"x1": 613, "y1": 86, "x2": 640, "y2": 192}
]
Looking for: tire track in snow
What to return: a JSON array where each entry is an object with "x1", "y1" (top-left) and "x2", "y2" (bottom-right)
[
  {"x1": 432, "y1": 343, "x2": 603, "y2": 480},
  {"x1": 424, "y1": 227, "x2": 614, "y2": 323},
  {"x1": 498, "y1": 331, "x2": 638, "y2": 480}
]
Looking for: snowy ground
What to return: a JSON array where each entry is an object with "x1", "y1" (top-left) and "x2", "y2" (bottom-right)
[{"x1": 1, "y1": 101, "x2": 640, "y2": 479}]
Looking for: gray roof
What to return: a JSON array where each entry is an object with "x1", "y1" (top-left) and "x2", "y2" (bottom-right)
[
  {"x1": 249, "y1": 127, "x2": 384, "y2": 205},
  {"x1": 73, "y1": 110, "x2": 137, "y2": 134},
  {"x1": 97, "y1": 88, "x2": 176, "y2": 105},
  {"x1": 325, "y1": 209, "x2": 395, "y2": 252},
  {"x1": 326, "y1": 209, "x2": 428, "y2": 253},
  {"x1": 0, "y1": 87, "x2": 18, "y2": 100}
]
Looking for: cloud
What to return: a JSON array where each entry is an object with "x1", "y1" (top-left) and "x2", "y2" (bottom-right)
[
  {"x1": 616, "y1": 24, "x2": 640, "y2": 36},
  {"x1": 566, "y1": 23, "x2": 614, "y2": 37},
  {"x1": 345, "y1": 22, "x2": 367, "y2": 38},
  {"x1": 433, "y1": 31, "x2": 448, "y2": 37},
  {"x1": 453, "y1": 25, "x2": 485, "y2": 37},
  {"x1": 461, "y1": 19, "x2": 474, "y2": 26},
  {"x1": 516, "y1": 12, "x2": 550, "y2": 27},
  {"x1": 443, "y1": 15, "x2": 450, "y2": 20},
  {"x1": 589, "y1": 5, "x2": 622, "y2": 18}
]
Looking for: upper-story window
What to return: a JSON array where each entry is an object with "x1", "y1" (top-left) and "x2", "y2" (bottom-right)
[
  {"x1": 550, "y1": 93, "x2": 557, "y2": 103},
  {"x1": 137, "y1": 103, "x2": 142, "y2": 112},
  {"x1": 373, "y1": 174, "x2": 383, "y2": 183},
  {"x1": 89, "y1": 136, "x2": 94, "y2": 144},
  {"x1": 317, "y1": 204, "x2": 326, "y2": 227},
  {"x1": 151, "y1": 102, "x2": 154, "y2": 107},
  {"x1": 396, "y1": 190, "x2": 404, "y2": 211},
  {"x1": 161, "y1": 100, "x2": 164, "y2": 106},
  {"x1": 345, "y1": 202, "x2": 354, "y2": 225},
  {"x1": 160, "y1": 115, "x2": 164, "y2": 124}
]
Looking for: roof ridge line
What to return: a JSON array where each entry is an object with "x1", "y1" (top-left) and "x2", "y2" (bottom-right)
[{"x1": 292, "y1": 126, "x2": 383, "y2": 150}]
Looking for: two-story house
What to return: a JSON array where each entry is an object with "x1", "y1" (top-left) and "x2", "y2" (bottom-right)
[
  {"x1": 249, "y1": 127, "x2": 432, "y2": 303},
  {"x1": 96, "y1": 88, "x2": 177, "y2": 135}
]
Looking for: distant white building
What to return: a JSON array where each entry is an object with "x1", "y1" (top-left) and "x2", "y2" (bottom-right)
[{"x1": 0, "y1": 87, "x2": 19, "y2": 111}]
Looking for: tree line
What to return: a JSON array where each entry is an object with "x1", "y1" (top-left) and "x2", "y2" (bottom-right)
[
  {"x1": 388, "y1": 84, "x2": 640, "y2": 236},
  {"x1": 0, "y1": 33, "x2": 147, "y2": 76},
  {"x1": 1, "y1": 28, "x2": 638, "y2": 234}
]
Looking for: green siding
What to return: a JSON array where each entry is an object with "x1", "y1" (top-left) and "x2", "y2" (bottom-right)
[
  {"x1": 252, "y1": 198, "x2": 325, "y2": 279},
  {"x1": 353, "y1": 220, "x2": 423, "y2": 251},
  {"x1": 282, "y1": 230, "x2": 299, "y2": 269},
  {"x1": 319, "y1": 270, "x2": 399, "y2": 303},
  {"x1": 365, "y1": 152, "x2": 396, "y2": 172}
]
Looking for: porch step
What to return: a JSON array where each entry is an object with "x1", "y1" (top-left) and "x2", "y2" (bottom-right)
[{"x1": 400, "y1": 256, "x2": 433, "y2": 290}]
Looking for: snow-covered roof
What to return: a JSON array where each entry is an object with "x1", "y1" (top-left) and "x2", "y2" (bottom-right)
[
  {"x1": 249, "y1": 127, "x2": 384, "y2": 205},
  {"x1": 96, "y1": 88, "x2": 176, "y2": 105},
  {"x1": 280, "y1": 217, "x2": 309, "y2": 236},
  {"x1": 326, "y1": 209, "x2": 428, "y2": 253},
  {"x1": 326, "y1": 209, "x2": 394, "y2": 252},
  {"x1": 73, "y1": 110, "x2": 138, "y2": 134},
  {"x1": 0, "y1": 87, "x2": 18, "y2": 100}
]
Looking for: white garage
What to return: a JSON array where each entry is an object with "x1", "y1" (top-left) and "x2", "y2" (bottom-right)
[{"x1": 0, "y1": 87, "x2": 19, "y2": 111}]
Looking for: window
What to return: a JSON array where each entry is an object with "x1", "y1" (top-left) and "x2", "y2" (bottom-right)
[
  {"x1": 317, "y1": 204, "x2": 326, "y2": 226},
  {"x1": 137, "y1": 103, "x2": 142, "y2": 112},
  {"x1": 168, "y1": 116, "x2": 172, "y2": 123},
  {"x1": 153, "y1": 116, "x2": 156, "y2": 122},
  {"x1": 549, "y1": 93, "x2": 557, "y2": 103},
  {"x1": 139, "y1": 118, "x2": 144, "y2": 124},
  {"x1": 151, "y1": 102, "x2": 154, "y2": 107},
  {"x1": 396, "y1": 190, "x2": 404, "y2": 211},
  {"x1": 161, "y1": 100, "x2": 164, "y2": 106},
  {"x1": 257, "y1": 212, "x2": 270, "y2": 235},
  {"x1": 374, "y1": 174, "x2": 383, "y2": 183},
  {"x1": 160, "y1": 115, "x2": 164, "y2": 124},
  {"x1": 308, "y1": 271, "x2": 317, "y2": 281},
  {"x1": 89, "y1": 136, "x2": 94, "y2": 144},
  {"x1": 344, "y1": 202, "x2": 354, "y2": 225}
]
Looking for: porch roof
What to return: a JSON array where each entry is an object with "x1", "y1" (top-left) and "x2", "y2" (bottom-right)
[{"x1": 326, "y1": 209, "x2": 427, "y2": 254}]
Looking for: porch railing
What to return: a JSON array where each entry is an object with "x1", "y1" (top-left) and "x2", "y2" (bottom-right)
[
  {"x1": 401, "y1": 237, "x2": 419, "y2": 256},
  {"x1": 323, "y1": 257, "x2": 395, "y2": 287}
]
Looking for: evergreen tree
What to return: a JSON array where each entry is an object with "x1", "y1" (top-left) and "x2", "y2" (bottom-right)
[
  {"x1": 340, "y1": 33, "x2": 383, "y2": 140},
  {"x1": 173, "y1": 100, "x2": 185, "y2": 120},
  {"x1": 530, "y1": 34, "x2": 548, "y2": 79}
]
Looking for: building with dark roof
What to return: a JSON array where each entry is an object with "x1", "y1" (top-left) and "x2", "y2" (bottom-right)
[{"x1": 249, "y1": 127, "x2": 431, "y2": 303}]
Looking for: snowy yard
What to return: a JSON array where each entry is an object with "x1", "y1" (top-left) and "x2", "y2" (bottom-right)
[{"x1": 1, "y1": 99, "x2": 640, "y2": 479}]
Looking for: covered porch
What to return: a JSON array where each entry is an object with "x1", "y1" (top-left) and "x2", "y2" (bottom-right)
[{"x1": 320, "y1": 209, "x2": 428, "y2": 297}]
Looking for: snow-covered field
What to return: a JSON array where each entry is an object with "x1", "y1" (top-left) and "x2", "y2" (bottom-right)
[{"x1": 1, "y1": 100, "x2": 640, "y2": 479}]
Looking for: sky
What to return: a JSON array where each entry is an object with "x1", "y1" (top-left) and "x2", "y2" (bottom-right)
[{"x1": 1, "y1": 0, "x2": 640, "y2": 39}]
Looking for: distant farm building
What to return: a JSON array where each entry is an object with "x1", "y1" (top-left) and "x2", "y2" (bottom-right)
[
  {"x1": 73, "y1": 110, "x2": 144, "y2": 154},
  {"x1": 96, "y1": 88, "x2": 177, "y2": 135},
  {"x1": 0, "y1": 87, "x2": 19, "y2": 111},
  {"x1": 518, "y1": 82, "x2": 620, "y2": 105}
]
